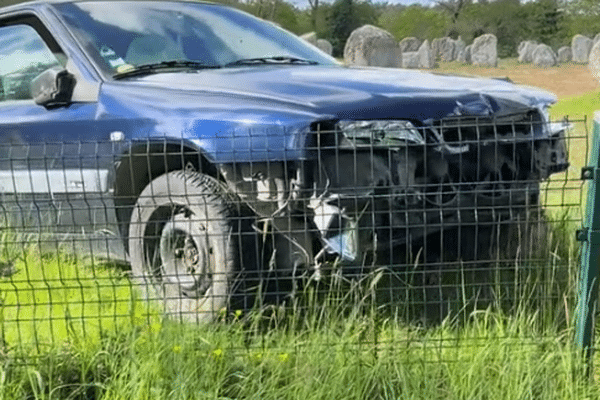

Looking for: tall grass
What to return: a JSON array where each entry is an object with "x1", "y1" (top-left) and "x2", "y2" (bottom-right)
[
  {"x1": 1, "y1": 287, "x2": 597, "y2": 399},
  {"x1": 0, "y1": 213, "x2": 590, "y2": 399}
]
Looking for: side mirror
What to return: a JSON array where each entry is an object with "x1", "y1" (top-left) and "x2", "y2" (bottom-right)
[{"x1": 30, "y1": 66, "x2": 76, "y2": 108}]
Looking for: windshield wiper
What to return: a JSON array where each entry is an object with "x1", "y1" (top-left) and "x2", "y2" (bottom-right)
[
  {"x1": 224, "y1": 56, "x2": 319, "y2": 67},
  {"x1": 113, "y1": 60, "x2": 220, "y2": 79}
]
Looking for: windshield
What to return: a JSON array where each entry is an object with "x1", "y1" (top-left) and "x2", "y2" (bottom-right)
[{"x1": 53, "y1": 1, "x2": 337, "y2": 75}]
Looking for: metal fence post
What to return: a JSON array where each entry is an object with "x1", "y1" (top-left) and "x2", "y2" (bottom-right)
[{"x1": 575, "y1": 113, "x2": 600, "y2": 365}]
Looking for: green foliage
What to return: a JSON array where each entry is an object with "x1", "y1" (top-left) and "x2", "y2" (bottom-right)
[
  {"x1": 377, "y1": 0, "x2": 573, "y2": 58},
  {"x1": 521, "y1": 0, "x2": 567, "y2": 49},
  {"x1": 441, "y1": 0, "x2": 568, "y2": 57},
  {"x1": 270, "y1": 1, "x2": 302, "y2": 34},
  {"x1": 560, "y1": 0, "x2": 600, "y2": 42},
  {"x1": 562, "y1": 14, "x2": 600, "y2": 41},
  {"x1": 325, "y1": 0, "x2": 378, "y2": 57},
  {"x1": 451, "y1": 0, "x2": 526, "y2": 57},
  {"x1": 0, "y1": 0, "x2": 23, "y2": 7},
  {"x1": 296, "y1": 3, "x2": 334, "y2": 39},
  {"x1": 562, "y1": 0, "x2": 600, "y2": 18},
  {"x1": 378, "y1": 5, "x2": 450, "y2": 41},
  {"x1": 243, "y1": 0, "x2": 302, "y2": 34},
  {"x1": 326, "y1": 0, "x2": 356, "y2": 57}
]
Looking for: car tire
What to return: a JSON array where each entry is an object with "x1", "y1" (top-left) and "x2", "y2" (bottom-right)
[{"x1": 128, "y1": 170, "x2": 241, "y2": 322}]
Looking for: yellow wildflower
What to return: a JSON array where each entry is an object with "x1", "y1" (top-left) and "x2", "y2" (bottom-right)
[{"x1": 212, "y1": 348, "x2": 223, "y2": 359}]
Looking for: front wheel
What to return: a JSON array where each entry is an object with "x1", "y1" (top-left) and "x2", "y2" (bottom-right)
[{"x1": 128, "y1": 170, "x2": 241, "y2": 322}]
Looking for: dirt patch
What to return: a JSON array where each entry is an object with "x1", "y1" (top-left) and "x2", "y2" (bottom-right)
[{"x1": 435, "y1": 59, "x2": 599, "y2": 99}]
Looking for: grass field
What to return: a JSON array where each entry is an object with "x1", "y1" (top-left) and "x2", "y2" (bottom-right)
[{"x1": 1, "y1": 60, "x2": 600, "y2": 399}]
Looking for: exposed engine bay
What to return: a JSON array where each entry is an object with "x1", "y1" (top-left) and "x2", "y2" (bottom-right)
[{"x1": 220, "y1": 111, "x2": 569, "y2": 272}]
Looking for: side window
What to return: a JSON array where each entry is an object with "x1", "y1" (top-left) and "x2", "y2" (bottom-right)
[{"x1": 0, "y1": 24, "x2": 61, "y2": 102}]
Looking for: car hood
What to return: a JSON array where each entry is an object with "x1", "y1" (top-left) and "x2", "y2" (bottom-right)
[
  {"x1": 121, "y1": 64, "x2": 556, "y2": 121},
  {"x1": 101, "y1": 65, "x2": 557, "y2": 163}
]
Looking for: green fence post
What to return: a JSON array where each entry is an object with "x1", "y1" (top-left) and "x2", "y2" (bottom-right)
[{"x1": 576, "y1": 113, "x2": 600, "y2": 366}]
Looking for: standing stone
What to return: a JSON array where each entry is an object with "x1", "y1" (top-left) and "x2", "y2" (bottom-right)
[
  {"x1": 417, "y1": 39, "x2": 435, "y2": 69},
  {"x1": 594, "y1": 33, "x2": 600, "y2": 45},
  {"x1": 343, "y1": 25, "x2": 402, "y2": 67},
  {"x1": 456, "y1": 44, "x2": 472, "y2": 64},
  {"x1": 557, "y1": 46, "x2": 572, "y2": 63},
  {"x1": 401, "y1": 51, "x2": 420, "y2": 69},
  {"x1": 517, "y1": 40, "x2": 538, "y2": 63},
  {"x1": 431, "y1": 37, "x2": 445, "y2": 60},
  {"x1": 301, "y1": 33, "x2": 332, "y2": 56},
  {"x1": 399, "y1": 37, "x2": 421, "y2": 53},
  {"x1": 517, "y1": 40, "x2": 528, "y2": 54},
  {"x1": 401, "y1": 40, "x2": 435, "y2": 69},
  {"x1": 453, "y1": 37, "x2": 466, "y2": 61},
  {"x1": 430, "y1": 37, "x2": 456, "y2": 62},
  {"x1": 471, "y1": 34, "x2": 497, "y2": 67},
  {"x1": 439, "y1": 37, "x2": 456, "y2": 61},
  {"x1": 300, "y1": 32, "x2": 318, "y2": 46},
  {"x1": 316, "y1": 39, "x2": 333, "y2": 55},
  {"x1": 572, "y1": 34, "x2": 593, "y2": 63},
  {"x1": 532, "y1": 44, "x2": 557, "y2": 67},
  {"x1": 588, "y1": 40, "x2": 600, "y2": 82},
  {"x1": 431, "y1": 37, "x2": 441, "y2": 59}
]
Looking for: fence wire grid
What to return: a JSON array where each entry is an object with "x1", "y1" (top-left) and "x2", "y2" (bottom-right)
[{"x1": 0, "y1": 117, "x2": 589, "y2": 363}]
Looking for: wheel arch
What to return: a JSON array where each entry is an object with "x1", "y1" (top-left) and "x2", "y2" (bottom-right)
[{"x1": 113, "y1": 139, "x2": 219, "y2": 254}]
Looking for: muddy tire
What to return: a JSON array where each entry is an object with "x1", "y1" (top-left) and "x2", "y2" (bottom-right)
[{"x1": 128, "y1": 170, "x2": 241, "y2": 322}]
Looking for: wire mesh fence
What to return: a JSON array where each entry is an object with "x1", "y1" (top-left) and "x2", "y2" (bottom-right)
[{"x1": 0, "y1": 116, "x2": 589, "y2": 366}]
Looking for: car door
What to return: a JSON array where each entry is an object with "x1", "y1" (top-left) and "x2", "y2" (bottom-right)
[{"x1": 0, "y1": 13, "x2": 126, "y2": 260}]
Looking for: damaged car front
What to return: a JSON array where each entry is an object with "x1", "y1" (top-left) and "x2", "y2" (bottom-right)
[
  {"x1": 217, "y1": 72, "x2": 569, "y2": 274},
  {"x1": 302, "y1": 88, "x2": 569, "y2": 267}
]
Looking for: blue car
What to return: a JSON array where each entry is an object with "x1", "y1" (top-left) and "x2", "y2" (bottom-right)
[{"x1": 0, "y1": 0, "x2": 568, "y2": 321}]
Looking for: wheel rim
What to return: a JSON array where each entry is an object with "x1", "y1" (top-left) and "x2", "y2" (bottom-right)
[
  {"x1": 148, "y1": 209, "x2": 213, "y2": 299},
  {"x1": 424, "y1": 174, "x2": 458, "y2": 206}
]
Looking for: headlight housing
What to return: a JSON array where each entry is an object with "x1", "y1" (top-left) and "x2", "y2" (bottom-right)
[{"x1": 337, "y1": 120, "x2": 425, "y2": 146}]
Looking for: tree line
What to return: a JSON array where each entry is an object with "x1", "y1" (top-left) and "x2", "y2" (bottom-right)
[{"x1": 208, "y1": 0, "x2": 600, "y2": 58}]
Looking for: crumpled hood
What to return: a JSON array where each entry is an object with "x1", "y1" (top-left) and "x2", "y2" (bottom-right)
[
  {"x1": 101, "y1": 65, "x2": 558, "y2": 163},
  {"x1": 127, "y1": 64, "x2": 557, "y2": 121}
]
